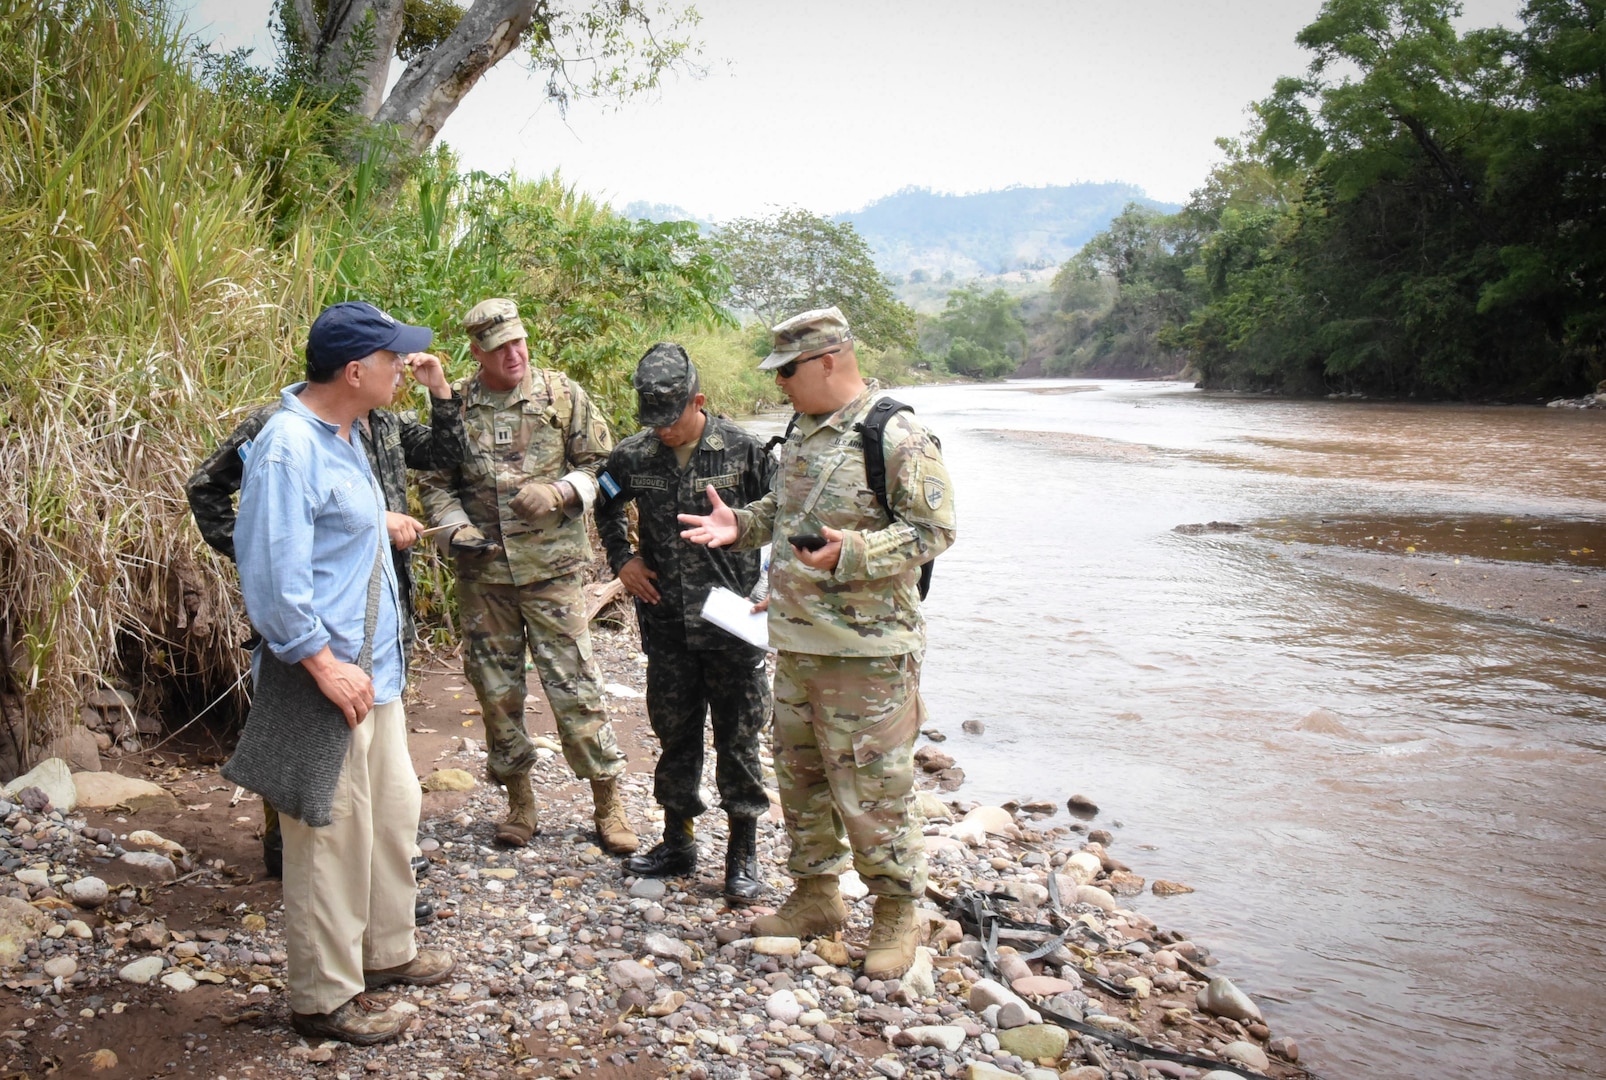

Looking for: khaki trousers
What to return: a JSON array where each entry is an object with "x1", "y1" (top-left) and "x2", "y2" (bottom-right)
[{"x1": 281, "y1": 699, "x2": 420, "y2": 1015}]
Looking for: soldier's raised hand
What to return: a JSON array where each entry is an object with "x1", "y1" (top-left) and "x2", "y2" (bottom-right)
[
  {"x1": 405, "y1": 352, "x2": 452, "y2": 399},
  {"x1": 678, "y1": 485, "x2": 739, "y2": 549}
]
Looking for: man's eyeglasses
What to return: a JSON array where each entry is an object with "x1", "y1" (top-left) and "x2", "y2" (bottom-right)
[{"x1": 776, "y1": 347, "x2": 840, "y2": 380}]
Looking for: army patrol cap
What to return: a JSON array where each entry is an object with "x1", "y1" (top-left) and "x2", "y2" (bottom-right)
[
  {"x1": 634, "y1": 342, "x2": 700, "y2": 427},
  {"x1": 759, "y1": 306, "x2": 853, "y2": 370},
  {"x1": 463, "y1": 297, "x2": 528, "y2": 352}
]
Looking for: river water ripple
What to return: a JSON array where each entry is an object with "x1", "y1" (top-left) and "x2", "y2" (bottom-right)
[{"x1": 871, "y1": 380, "x2": 1606, "y2": 1079}]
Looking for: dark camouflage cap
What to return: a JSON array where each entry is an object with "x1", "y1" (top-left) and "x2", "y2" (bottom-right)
[
  {"x1": 462, "y1": 297, "x2": 527, "y2": 352},
  {"x1": 759, "y1": 306, "x2": 852, "y2": 370},
  {"x1": 634, "y1": 342, "x2": 699, "y2": 427}
]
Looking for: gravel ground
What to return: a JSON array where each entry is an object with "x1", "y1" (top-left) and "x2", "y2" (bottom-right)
[{"x1": 2, "y1": 623, "x2": 1309, "y2": 1080}]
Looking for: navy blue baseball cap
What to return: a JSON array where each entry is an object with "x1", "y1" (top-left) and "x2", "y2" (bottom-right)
[{"x1": 306, "y1": 302, "x2": 433, "y2": 375}]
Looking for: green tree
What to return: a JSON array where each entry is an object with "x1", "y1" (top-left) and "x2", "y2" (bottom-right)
[
  {"x1": 1048, "y1": 204, "x2": 1203, "y2": 376},
  {"x1": 714, "y1": 208, "x2": 916, "y2": 351},
  {"x1": 1477, "y1": 0, "x2": 1606, "y2": 385},
  {"x1": 930, "y1": 287, "x2": 1027, "y2": 379}
]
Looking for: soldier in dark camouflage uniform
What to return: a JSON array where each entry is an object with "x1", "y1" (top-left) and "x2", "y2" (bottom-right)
[
  {"x1": 186, "y1": 350, "x2": 464, "y2": 898},
  {"x1": 595, "y1": 344, "x2": 774, "y2": 903},
  {"x1": 678, "y1": 307, "x2": 956, "y2": 981},
  {"x1": 418, "y1": 298, "x2": 637, "y2": 854}
]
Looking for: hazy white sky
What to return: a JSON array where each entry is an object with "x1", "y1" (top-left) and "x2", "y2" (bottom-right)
[{"x1": 184, "y1": 0, "x2": 1524, "y2": 219}]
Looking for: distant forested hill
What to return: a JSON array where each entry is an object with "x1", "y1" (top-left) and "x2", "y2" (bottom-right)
[
  {"x1": 623, "y1": 185, "x2": 1178, "y2": 283},
  {"x1": 838, "y1": 184, "x2": 1180, "y2": 280}
]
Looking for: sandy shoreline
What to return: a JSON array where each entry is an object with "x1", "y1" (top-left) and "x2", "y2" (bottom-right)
[{"x1": 1250, "y1": 537, "x2": 1606, "y2": 641}]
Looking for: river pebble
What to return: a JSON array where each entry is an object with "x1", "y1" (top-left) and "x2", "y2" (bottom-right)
[
  {"x1": 1200, "y1": 973, "x2": 1264, "y2": 1023},
  {"x1": 118, "y1": 956, "x2": 164, "y2": 984},
  {"x1": 0, "y1": 625, "x2": 1304, "y2": 1080}
]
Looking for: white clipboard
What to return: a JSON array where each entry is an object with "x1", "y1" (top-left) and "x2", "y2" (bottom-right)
[{"x1": 699, "y1": 587, "x2": 771, "y2": 652}]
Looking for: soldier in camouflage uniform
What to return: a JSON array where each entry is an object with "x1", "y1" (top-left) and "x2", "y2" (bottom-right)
[
  {"x1": 679, "y1": 307, "x2": 956, "y2": 979},
  {"x1": 418, "y1": 298, "x2": 636, "y2": 854},
  {"x1": 186, "y1": 349, "x2": 464, "y2": 903},
  {"x1": 595, "y1": 344, "x2": 774, "y2": 903}
]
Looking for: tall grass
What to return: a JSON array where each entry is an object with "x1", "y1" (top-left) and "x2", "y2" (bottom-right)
[
  {"x1": 0, "y1": 0, "x2": 323, "y2": 759},
  {"x1": 0, "y1": 1, "x2": 910, "y2": 761},
  {"x1": 0, "y1": 3, "x2": 733, "y2": 756}
]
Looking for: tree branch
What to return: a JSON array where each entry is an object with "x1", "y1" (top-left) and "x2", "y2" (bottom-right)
[
  {"x1": 316, "y1": 0, "x2": 408, "y2": 118},
  {"x1": 282, "y1": 0, "x2": 318, "y2": 53},
  {"x1": 374, "y1": 0, "x2": 541, "y2": 149}
]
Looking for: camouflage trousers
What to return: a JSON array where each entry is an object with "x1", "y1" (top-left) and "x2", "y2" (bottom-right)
[
  {"x1": 771, "y1": 650, "x2": 927, "y2": 900},
  {"x1": 457, "y1": 573, "x2": 626, "y2": 786},
  {"x1": 642, "y1": 618, "x2": 770, "y2": 821}
]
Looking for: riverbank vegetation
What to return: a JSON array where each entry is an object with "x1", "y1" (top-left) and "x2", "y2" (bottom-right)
[
  {"x1": 0, "y1": 1, "x2": 733, "y2": 755},
  {"x1": 1041, "y1": 0, "x2": 1606, "y2": 400}
]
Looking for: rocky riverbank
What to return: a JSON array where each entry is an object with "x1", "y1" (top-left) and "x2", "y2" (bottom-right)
[{"x1": 2, "y1": 628, "x2": 1311, "y2": 1080}]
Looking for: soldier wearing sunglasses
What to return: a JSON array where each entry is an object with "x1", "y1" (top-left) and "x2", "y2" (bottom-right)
[{"x1": 677, "y1": 306, "x2": 956, "y2": 981}]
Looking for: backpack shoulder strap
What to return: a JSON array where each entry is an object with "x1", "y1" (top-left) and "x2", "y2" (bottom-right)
[
  {"x1": 544, "y1": 368, "x2": 576, "y2": 429},
  {"x1": 855, "y1": 397, "x2": 912, "y2": 517},
  {"x1": 765, "y1": 412, "x2": 800, "y2": 455},
  {"x1": 855, "y1": 396, "x2": 933, "y2": 599}
]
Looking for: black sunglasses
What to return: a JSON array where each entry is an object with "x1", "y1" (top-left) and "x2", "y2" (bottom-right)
[{"x1": 776, "y1": 347, "x2": 840, "y2": 380}]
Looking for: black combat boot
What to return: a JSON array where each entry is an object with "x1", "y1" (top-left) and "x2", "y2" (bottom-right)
[
  {"x1": 622, "y1": 811, "x2": 697, "y2": 878},
  {"x1": 723, "y1": 814, "x2": 762, "y2": 904}
]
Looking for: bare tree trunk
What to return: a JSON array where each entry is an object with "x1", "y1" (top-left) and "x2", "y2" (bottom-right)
[
  {"x1": 283, "y1": 0, "x2": 318, "y2": 53},
  {"x1": 374, "y1": 0, "x2": 541, "y2": 149},
  {"x1": 314, "y1": 0, "x2": 408, "y2": 119}
]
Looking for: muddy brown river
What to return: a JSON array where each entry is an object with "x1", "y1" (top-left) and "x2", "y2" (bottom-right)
[{"x1": 832, "y1": 380, "x2": 1606, "y2": 1079}]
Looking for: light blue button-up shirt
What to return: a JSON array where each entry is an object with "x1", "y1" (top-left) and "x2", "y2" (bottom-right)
[{"x1": 236, "y1": 385, "x2": 405, "y2": 705}]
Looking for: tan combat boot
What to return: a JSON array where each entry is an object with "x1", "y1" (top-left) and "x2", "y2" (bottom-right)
[
  {"x1": 591, "y1": 777, "x2": 638, "y2": 854},
  {"x1": 863, "y1": 896, "x2": 919, "y2": 980},
  {"x1": 291, "y1": 993, "x2": 407, "y2": 1046},
  {"x1": 750, "y1": 874, "x2": 848, "y2": 939},
  {"x1": 495, "y1": 771, "x2": 539, "y2": 846},
  {"x1": 364, "y1": 948, "x2": 456, "y2": 990}
]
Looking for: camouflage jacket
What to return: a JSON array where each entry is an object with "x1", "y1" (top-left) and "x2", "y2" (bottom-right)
[
  {"x1": 732, "y1": 382, "x2": 956, "y2": 657},
  {"x1": 418, "y1": 367, "x2": 613, "y2": 587},
  {"x1": 596, "y1": 412, "x2": 774, "y2": 651},
  {"x1": 184, "y1": 390, "x2": 467, "y2": 643}
]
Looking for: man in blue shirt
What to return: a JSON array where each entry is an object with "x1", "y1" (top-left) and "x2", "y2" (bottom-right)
[{"x1": 236, "y1": 302, "x2": 455, "y2": 1045}]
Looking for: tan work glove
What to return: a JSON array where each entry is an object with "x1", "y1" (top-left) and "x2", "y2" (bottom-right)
[
  {"x1": 510, "y1": 481, "x2": 566, "y2": 525},
  {"x1": 448, "y1": 524, "x2": 501, "y2": 557}
]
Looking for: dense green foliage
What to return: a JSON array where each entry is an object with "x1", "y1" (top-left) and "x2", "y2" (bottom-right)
[
  {"x1": 714, "y1": 208, "x2": 918, "y2": 353},
  {"x1": 921, "y1": 287, "x2": 1029, "y2": 379},
  {"x1": 1047, "y1": 0, "x2": 1606, "y2": 399},
  {"x1": 0, "y1": 0, "x2": 727, "y2": 749}
]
